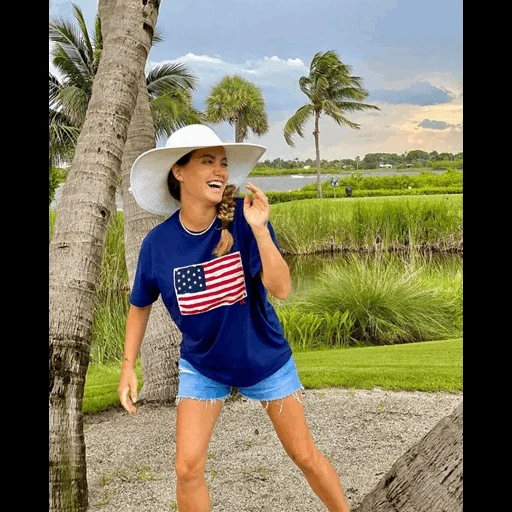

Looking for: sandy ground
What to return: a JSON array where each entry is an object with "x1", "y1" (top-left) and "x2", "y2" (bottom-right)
[{"x1": 84, "y1": 387, "x2": 463, "y2": 511}]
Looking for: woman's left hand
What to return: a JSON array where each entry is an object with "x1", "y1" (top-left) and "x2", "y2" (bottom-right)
[{"x1": 243, "y1": 182, "x2": 270, "y2": 229}]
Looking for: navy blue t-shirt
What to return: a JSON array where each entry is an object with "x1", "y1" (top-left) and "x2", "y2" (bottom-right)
[{"x1": 129, "y1": 197, "x2": 292, "y2": 387}]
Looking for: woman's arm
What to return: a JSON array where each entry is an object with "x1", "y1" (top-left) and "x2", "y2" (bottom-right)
[
  {"x1": 252, "y1": 226, "x2": 292, "y2": 299},
  {"x1": 243, "y1": 182, "x2": 292, "y2": 300},
  {"x1": 118, "y1": 303, "x2": 152, "y2": 413}
]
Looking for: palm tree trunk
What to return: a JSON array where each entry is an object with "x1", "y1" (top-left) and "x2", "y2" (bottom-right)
[
  {"x1": 49, "y1": 2, "x2": 159, "y2": 510},
  {"x1": 353, "y1": 402, "x2": 463, "y2": 512},
  {"x1": 120, "y1": 72, "x2": 181, "y2": 404},
  {"x1": 314, "y1": 112, "x2": 322, "y2": 198},
  {"x1": 234, "y1": 117, "x2": 243, "y2": 142}
]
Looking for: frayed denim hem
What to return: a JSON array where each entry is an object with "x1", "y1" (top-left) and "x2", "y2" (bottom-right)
[
  {"x1": 238, "y1": 386, "x2": 305, "y2": 414},
  {"x1": 175, "y1": 394, "x2": 230, "y2": 407}
]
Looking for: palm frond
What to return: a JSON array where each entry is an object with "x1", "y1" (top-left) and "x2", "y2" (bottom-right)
[
  {"x1": 322, "y1": 102, "x2": 361, "y2": 129},
  {"x1": 49, "y1": 107, "x2": 80, "y2": 166},
  {"x1": 151, "y1": 93, "x2": 205, "y2": 140},
  {"x1": 283, "y1": 105, "x2": 314, "y2": 147},
  {"x1": 49, "y1": 72, "x2": 62, "y2": 107},
  {"x1": 146, "y1": 63, "x2": 199, "y2": 98},
  {"x1": 72, "y1": 2, "x2": 95, "y2": 69},
  {"x1": 49, "y1": 16, "x2": 96, "y2": 81},
  {"x1": 58, "y1": 86, "x2": 90, "y2": 128}
]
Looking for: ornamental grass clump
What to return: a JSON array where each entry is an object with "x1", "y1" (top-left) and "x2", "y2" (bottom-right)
[{"x1": 279, "y1": 252, "x2": 461, "y2": 348}]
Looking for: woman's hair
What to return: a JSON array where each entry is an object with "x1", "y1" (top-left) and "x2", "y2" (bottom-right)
[{"x1": 167, "y1": 150, "x2": 237, "y2": 257}]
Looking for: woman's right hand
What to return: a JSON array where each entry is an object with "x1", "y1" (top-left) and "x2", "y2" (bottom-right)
[{"x1": 118, "y1": 367, "x2": 138, "y2": 414}]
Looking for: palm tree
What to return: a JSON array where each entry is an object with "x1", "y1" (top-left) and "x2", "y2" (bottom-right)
[
  {"x1": 49, "y1": 2, "x2": 202, "y2": 404},
  {"x1": 49, "y1": 0, "x2": 160, "y2": 509},
  {"x1": 49, "y1": 2, "x2": 202, "y2": 165},
  {"x1": 119, "y1": 70, "x2": 184, "y2": 406},
  {"x1": 284, "y1": 50, "x2": 380, "y2": 198},
  {"x1": 205, "y1": 74, "x2": 269, "y2": 142}
]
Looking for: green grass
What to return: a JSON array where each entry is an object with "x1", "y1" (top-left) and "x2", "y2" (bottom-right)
[
  {"x1": 270, "y1": 194, "x2": 462, "y2": 254},
  {"x1": 83, "y1": 338, "x2": 462, "y2": 415},
  {"x1": 294, "y1": 338, "x2": 462, "y2": 392}
]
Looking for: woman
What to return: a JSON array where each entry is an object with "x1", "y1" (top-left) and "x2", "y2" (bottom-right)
[{"x1": 118, "y1": 124, "x2": 351, "y2": 511}]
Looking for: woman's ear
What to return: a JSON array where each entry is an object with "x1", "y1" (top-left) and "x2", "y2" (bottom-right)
[{"x1": 172, "y1": 165, "x2": 183, "y2": 181}]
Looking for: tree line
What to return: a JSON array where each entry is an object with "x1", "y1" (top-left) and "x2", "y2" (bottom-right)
[{"x1": 257, "y1": 149, "x2": 464, "y2": 171}]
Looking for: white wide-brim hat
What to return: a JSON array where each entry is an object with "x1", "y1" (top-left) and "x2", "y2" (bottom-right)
[{"x1": 130, "y1": 124, "x2": 267, "y2": 217}]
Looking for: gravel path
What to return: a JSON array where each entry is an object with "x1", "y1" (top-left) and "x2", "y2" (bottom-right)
[{"x1": 84, "y1": 388, "x2": 463, "y2": 511}]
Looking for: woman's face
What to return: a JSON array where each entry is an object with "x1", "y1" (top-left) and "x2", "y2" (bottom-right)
[{"x1": 173, "y1": 146, "x2": 229, "y2": 206}]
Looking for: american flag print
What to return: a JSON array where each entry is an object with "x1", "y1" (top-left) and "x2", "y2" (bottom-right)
[{"x1": 174, "y1": 252, "x2": 247, "y2": 315}]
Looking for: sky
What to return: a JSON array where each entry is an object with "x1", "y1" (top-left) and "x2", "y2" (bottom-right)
[{"x1": 49, "y1": 0, "x2": 463, "y2": 162}]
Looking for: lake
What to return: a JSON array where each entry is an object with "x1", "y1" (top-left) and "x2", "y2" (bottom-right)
[{"x1": 51, "y1": 170, "x2": 447, "y2": 210}]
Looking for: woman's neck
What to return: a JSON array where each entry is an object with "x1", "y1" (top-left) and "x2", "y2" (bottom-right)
[{"x1": 179, "y1": 204, "x2": 217, "y2": 233}]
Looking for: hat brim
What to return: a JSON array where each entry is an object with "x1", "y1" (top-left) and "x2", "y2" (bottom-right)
[{"x1": 130, "y1": 142, "x2": 267, "y2": 217}]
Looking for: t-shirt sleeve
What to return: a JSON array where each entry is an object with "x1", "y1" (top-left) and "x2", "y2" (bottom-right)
[
  {"x1": 129, "y1": 236, "x2": 160, "y2": 307},
  {"x1": 249, "y1": 220, "x2": 281, "y2": 277}
]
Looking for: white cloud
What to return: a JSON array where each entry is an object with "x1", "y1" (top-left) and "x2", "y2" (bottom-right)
[
  {"x1": 175, "y1": 53, "x2": 224, "y2": 64},
  {"x1": 263, "y1": 56, "x2": 305, "y2": 68}
]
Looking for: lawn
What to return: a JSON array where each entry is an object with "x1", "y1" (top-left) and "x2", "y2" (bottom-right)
[{"x1": 83, "y1": 338, "x2": 462, "y2": 415}]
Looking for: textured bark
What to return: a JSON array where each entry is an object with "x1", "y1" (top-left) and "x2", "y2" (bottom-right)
[
  {"x1": 120, "y1": 71, "x2": 180, "y2": 404},
  {"x1": 353, "y1": 402, "x2": 463, "y2": 512},
  {"x1": 49, "y1": 1, "x2": 159, "y2": 511},
  {"x1": 313, "y1": 112, "x2": 322, "y2": 198}
]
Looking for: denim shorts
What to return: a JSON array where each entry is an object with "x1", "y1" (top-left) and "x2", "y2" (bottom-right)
[{"x1": 176, "y1": 356, "x2": 303, "y2": 403}]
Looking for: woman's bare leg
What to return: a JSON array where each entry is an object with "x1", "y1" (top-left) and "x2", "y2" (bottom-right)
[
  {"x1": 175, "y1": 399, "x2": 223, "y2": 512},
  {"x1": 263, "y1": 392, "x2": 351, "y2": 512}
]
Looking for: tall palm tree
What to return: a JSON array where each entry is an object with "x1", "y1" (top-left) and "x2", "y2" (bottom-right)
[
  {"x1": 50, "y1": 2, "x2": 203, "y2": 404},
  {"x1": 205, "y1": 74, "x2": 269, "y2": 142},
  {"x1": 284, "y1": 50, "x2": 380, "y2": 198},
  {"x1": 49, "y1": 0, "x2": 160, "y2": 509}
]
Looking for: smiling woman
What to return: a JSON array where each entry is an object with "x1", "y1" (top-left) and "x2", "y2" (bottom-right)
[{"x1": 119, "y1": 124, "x2": 352, "y2": 511}]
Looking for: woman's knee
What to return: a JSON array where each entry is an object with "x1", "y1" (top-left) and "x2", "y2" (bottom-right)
[
  {"x1": 287, "y1": 441, "x2": 319, "y2": 471},
  {"x1": 175, "y1": 454, "x2": 207, "y2": 483}
]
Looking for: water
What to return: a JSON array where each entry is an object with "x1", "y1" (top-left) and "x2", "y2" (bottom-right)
[
  {"x1": 244, "y1": 169, "x2": 446, "y2": 193},
  {"x1": 51, "y1": 170, "x2": 447, "y2": 210}
]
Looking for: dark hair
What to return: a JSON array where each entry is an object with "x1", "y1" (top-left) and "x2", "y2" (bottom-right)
[
  {"x1": 167, "y1": 151, "x2": 193, "y2": 201},
  {"x1": 167, "y1": 150, "x2": 237, "y2": 256}
]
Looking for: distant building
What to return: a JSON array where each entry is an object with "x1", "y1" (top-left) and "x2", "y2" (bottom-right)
[
  {"x1": 303, "y1": 165, "x2": 311, "y2": 169},
  {"x1": 379, "y1": 163, "x2": 393, "y2": 168}
]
